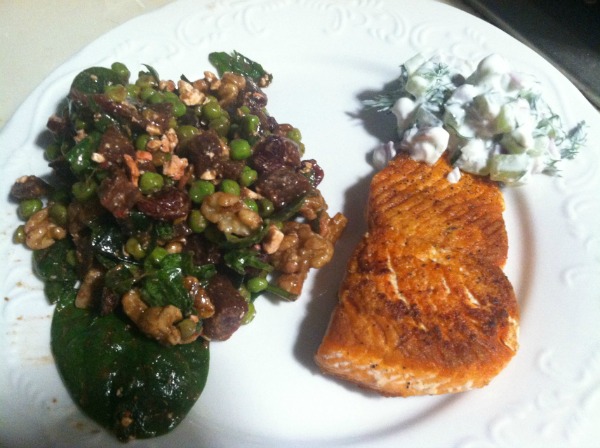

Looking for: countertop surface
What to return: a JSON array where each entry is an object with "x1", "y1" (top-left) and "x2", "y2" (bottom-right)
[
  {"x1": 0, "y1": 0, "x2": 474, "y2": 131},
  {"x1": 0, "y1": 0, "x2": 175, "y2": 130}
]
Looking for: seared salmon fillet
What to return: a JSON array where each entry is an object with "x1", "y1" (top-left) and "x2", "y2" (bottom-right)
[{"x1": 315, "y1": 155, "x2": 518, "y2": 396}]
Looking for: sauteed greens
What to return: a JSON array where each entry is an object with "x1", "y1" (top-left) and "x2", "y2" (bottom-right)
[{"x1": 11, "y1": 51, "x2": 345, "y2": 441}]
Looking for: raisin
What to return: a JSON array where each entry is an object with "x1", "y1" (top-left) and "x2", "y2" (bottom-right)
[
  {"x1": 10, "y1": 175, "x2": 51, "y2": 200},
  {"x1": 96, "y1": 126, "x2": 136, "y2": 169},
  {"x1": 98, "y1": 170, "x2": 141, "y2": 219},
  {"x1": 136, "y1": 187, "x2": 190, "y2": 221},
  {"x1": 250, "y1": 135, "x2": 301, "y2": 175},
  {"x1": 202, "y1": 275, "x2": 248, "y2": 341},
  {"x1": 255, "y1": 167, "x2": 312, "y2": 209}
]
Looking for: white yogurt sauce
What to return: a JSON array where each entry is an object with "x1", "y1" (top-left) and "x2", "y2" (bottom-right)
[{"x1": 375, "y1": 53, "x2": 586, "y2": 185}]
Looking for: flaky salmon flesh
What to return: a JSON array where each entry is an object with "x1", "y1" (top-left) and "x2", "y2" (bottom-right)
[{"x1": 315, "y1": 154, "x2": 519, "y2": 396}]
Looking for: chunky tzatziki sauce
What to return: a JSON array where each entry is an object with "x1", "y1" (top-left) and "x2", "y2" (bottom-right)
[{"x1": 368, "y1": 53, "x2": 586, "y2": 185}]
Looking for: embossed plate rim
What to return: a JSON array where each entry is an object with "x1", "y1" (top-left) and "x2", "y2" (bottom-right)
[{"x1": 0, "y1": 0, "x2": 599, "y2": 447}]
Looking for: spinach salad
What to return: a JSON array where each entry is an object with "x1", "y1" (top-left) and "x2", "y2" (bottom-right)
[{"x1": 11, "y1": 51, "x2": 346, "y2": 441}]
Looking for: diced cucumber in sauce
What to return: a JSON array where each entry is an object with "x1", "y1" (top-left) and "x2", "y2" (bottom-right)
[
  {"x1": 490, "y1": 154, "x2": 530, "y2": 184},
  {"x1": 371, "y1": 53, "x2": 586, "y2": 185}
]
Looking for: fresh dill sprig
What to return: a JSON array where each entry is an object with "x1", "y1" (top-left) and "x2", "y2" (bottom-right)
[
  {"x1": 363, "y1": 66, "x2": 408, "y2": 112},
  {"x1": 560, "y1": 121, "x2": 587, "y2": 160}
]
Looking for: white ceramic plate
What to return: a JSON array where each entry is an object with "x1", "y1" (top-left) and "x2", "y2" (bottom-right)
[{"x1": 1, "y1": 1, "x2": 599, "y2": 447}]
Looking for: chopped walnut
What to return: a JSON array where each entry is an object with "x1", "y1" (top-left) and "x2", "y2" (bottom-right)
[
  {"x1": 123, "y1": 154, "x2": 140, "y2": 186},
  {"x1": 162, "y1": 154, "x2": 188, "y2": 180},
  {"x1": 299, "y1": 191, "x2": 327, "y2": 220},
  {"x1": 204, "y1": 71, "x2": 221, "y2": 90},
  {"x1": 91, "y1": 152, "x2": 106, "y2": 164},
  {"x1": 75, "y1": 268, "x2": 104, "y2": 309},
  {"x1": 262, "y1": 224, "x2": 284, "y2": 254},
  {"x1": 183, "y1": 276, "x2": 215, "y2": 319},
  {"x1": 318, "y1": 211, "x2": 347, "y2": 242},
  {"x1": 145, "y1": 124, "x2": 162, "y2": 136},
  {"x1": 157, "y1": 128, "x2": 178, "y2": 153},
  {"x1": 135, "y1": 150, "x2": 153, "y2": 162},
  {"x1": 178, "y1": 80, "x2": 205, "y2": 106},
  {"x1": 159, "y1": 79, "x2": 176, "y2": 92},
  {"x1": 217, "y1": 72, "x2": 246, "y2": 107},
  {"x1": 24, "y1": 208, "x2": 66, "y2": 250},
  {"x1": 146, "y1": 138, "x2": 162, "y2": 151},
  {"x1": 269, "y1": 222, "x2": 335, "y2": 295},
  {"x1": 121, "y1": 289, "x2": 197, "y2": 345},
  {"x1": 199, "y1": 169, "x2": 217, "y2": 180},
  {"x1": 240, "y1": 187, "x2": 262, "y2": 200},
  {"x1": 74, "y1": 129, "x2": 88, "y2": 143},
  {"x1": 201, "y1": 192, "x2": 262, "y2": 237}
]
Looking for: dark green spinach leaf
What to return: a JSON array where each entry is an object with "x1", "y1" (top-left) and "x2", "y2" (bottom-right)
[
  {"x1": 70, "y1": 67, "x2": 124, "y2": 95},
  {"x1": 141, "y1": 253, "x2": 193, "y2": 314},
  {"x1": 51, "y1": 302, "x2": 209, "y2": 441},
  {"x1": 33, "y1": 239, "x2": 78, "y2": 304},
  {"x1": 209, "y1": 50, "x2": 273, "y2": 85}
]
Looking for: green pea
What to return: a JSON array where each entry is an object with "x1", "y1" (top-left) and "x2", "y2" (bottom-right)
[
  {"x1": 162, "y1": 93, "x2": 187, "y2": 118},
  {"x1": 177, "y1": 318, "x2": 199, "y2": 340},
  {"x1": 44, "y1": 142, "x2": 61, "y2": 161},
  {"x1": 139, "y1": 172, "x2": 164, "y2": 194},
  {"x1": 13, "y1": 225, "x2": 26, "y2": 244},
  {"x1": 171, "y1": 99, "x2": 187, "y2": 118},
  {"x1": 147, "y1": 246, "x2": 168, "y2": 266},
  {"x1": 238, "y1": 284, "x2": 251, "y2": 301},
  {"x1": 148, "y1": 91, "x2": 165, "y2": 104},
  {"x1": 241, "y1": 301, "x2": 256, "y2": 325},
  {"x1": 287, "y1": 127, "x2": 302, "y2": 143},
  {"x1": 140, "y1": 86, "x2": 158, "y2": 101},
  {"x1": 243, "y1": 198, "x2": 258, "y2": 212},
  {"x1": 189, "y1": 180, "x2": 215, "y2": 204},
  {"x1": 247, "y1": 277, "x2": 268, "y2": 293},
  {"x1": 177, "y1": 125, "x2": 199, "y2": 142},
  {"x1": 72, "y1": 180, "x2": 97, "y2": 201},
  {"x1": 111, "y1": 62, "x2": 130, "y2": 82},
  {"x1": 50, "y1": 188, "x2": 69, "y2": 204},
  {"x1": 152, "y1": 151, "x2": 168, "y2": 167},
  {"x1": 163, "y1": 91, "x2": 179, "y2": 102},
  {"x1": 18, "y1": 198, "x2": 43, "y2": 220},
  {"x1": 136, "y1": 73, "x2": 157, "y2": 89},
  {"x1": 125, "y1": 237, "x2": 146, "y2": 260},
  {"x1": 242, "y1": 114, "x2": 260, "y2": 136},
  {"x1": 239, "y1": 166, "x2": 258, "y2": 187},
  {"x1": 48, "y1": 203, "x2": 68, "y2": 226},
  {"x1": 258, "y1": 198, "x2": 274, "y2": 217},
  {"x1": 74, "y1": 118, "x2": 87, "y2": 131},
  {"x1": 135, "y1": 133, "x2": 151, "y2": 150},
  {"x1": 220, "y1": 179, "x2": 240, "y2": 196},
  {"x1": 105, "y1": 84, "x2": 127, "y2": 102},
  {"x1": 66, "y1": 250, "x2": 78, "y2": 266},
  {"x1": 202, "y1": 101, "x2": 223, "y2": 121},
  {"x1": 209, "y1": 116, "x2": 230, "y2": 137},
  {"x1": 126, "y1": 84, "x2": 141, "y2": 98},
  {"x1": 230, "y1": 138, "x2": 252, "y2": 160},
  {"x1": 188, "y1": 209, "x2": 208, "y2": 233}
]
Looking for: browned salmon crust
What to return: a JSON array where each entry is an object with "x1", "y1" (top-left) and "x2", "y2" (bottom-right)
[{"x1": 315, "y1": 155, "x2": 519, "y2": 396}]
